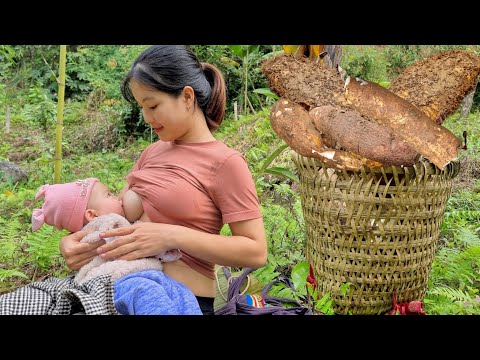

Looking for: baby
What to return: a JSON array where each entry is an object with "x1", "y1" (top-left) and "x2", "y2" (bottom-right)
[{"x1": 31, "y1": 178, "x2": 201, "y2": 315}]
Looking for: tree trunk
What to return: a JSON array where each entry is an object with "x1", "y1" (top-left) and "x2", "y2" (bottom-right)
[{"x1": 54, "y1": 45, "x2": 67, "y2": 184}]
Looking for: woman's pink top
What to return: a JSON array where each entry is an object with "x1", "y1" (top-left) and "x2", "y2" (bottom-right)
[{"x1": 126, "y1": 139, "x2": 262, "y2": 280}]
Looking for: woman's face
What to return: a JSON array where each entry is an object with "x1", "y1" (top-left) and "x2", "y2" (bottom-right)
[{"x1": 129, "y1": 79, "x2": 192, "y2": 142}]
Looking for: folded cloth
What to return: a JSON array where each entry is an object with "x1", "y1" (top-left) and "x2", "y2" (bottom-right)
[{"x1": 0, "y1": 274, "x2": 119, "y2": 315}]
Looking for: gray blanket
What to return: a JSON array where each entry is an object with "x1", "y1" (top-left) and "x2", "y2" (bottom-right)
[{"x1": 0, "y1": 274, "x2": 119, "y2": 315}]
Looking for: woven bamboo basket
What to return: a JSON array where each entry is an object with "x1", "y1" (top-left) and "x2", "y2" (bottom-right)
[{"x1": 291, "y1": 151, "x2": 460, "y2": 314}]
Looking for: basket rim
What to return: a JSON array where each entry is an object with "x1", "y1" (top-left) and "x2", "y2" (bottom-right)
[{"x1": 290, "y1": 150, "x2": 460, "y2": 178}]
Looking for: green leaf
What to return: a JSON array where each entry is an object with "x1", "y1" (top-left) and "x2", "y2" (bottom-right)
[
  {"x1": 264, "y1": 167, "x2": 300, "y2": 183},
  {"x1": 247, "y1": 45, "x2": 260, "y2": 54},
  {"x1": 0, "y1": 269, "x2": 28, "y2": 282},
  {"x1": 255, "y1": 143, "x2": 288, "y2": 181},
  {"x1": 253, "y1": 88, "x2": 279, "y2": 100},
  {"x1": 291, "y1": 261, "x2": 309, "y2": 291},
  {"x1": 227, "y1": 45, "x2": 246, "y2": 58}
]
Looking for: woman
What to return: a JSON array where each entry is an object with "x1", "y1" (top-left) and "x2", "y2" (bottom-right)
[{"x1": 60, "y1": 45, "x2": 267, "y2": 315}]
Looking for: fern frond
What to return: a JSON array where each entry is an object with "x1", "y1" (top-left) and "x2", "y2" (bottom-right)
[
  {"x1": 430, "y1": 245, "x2": 480, "y2": 287},
  {"x1": 0, "y1": 268, "x2": 28, "y2": 282},
  {"x1": 427, "y1": 286, "x2": 472, "y2": 302},
  {"x1": 0, "y1": 217, "x2": 23, "y2": 261},
  {"x1": 455, "y1": 228, "x2": 480, "y2": 248},
  {"x1": 24, "y1": 226, "x2": 68, "y2": 271}
]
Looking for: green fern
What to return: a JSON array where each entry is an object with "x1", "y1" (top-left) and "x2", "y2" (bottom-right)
[
  {"x1": 0, "y1": 268, "x2": 28, "y2": 282},
  {"x1": 442, "y1": 210, "x2": 480, "y2": 233},
  {"x1": 424, "y1": 295, "x2": 480, "y2": 315},
  {"x1": 427, "y1": 286, "x2": 472, "y2": 302},
  {"x1": 427, "y1": 228, "x2": 480, "y2": 314},
  {"x1": 0, "y1": 217, "x2": 23, "y2": 262},
  {"x1": 454, "y1": 228, "x2": 480, "y2": 249},
  {"x1": 431, "y1": 246, "x2": 480, "y2": 287},
  {"x1": 24, "y1": 226, "x2": 68, "y2": 271}
]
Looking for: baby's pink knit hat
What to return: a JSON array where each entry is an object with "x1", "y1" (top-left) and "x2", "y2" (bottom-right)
[{"x1": 31, "y1": 178, "x2": 99, "y2": 232}]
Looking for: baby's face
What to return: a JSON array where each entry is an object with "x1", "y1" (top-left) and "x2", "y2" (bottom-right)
[{"x1": 88, "y1": 182, "x2": 125, "y2": 217}]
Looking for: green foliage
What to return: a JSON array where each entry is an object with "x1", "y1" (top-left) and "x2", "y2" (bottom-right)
[
  {"x1": 190, "y1": 45, "x2": 275, "y2": 115},
  {"x1": 291, "y1": 261, "x2": 309, "y2": 292},
  {"x1": 0, "y1": 217, "x2": 29, "y2": 290},
  {"x1": 0, "y1": 188, "x2": 36, "y2": 224},
  {"x1": 261, "y1": 199, "x2": 305, "y2": 274},
  {"x1": 0, "y1": 269, "x2": 28, "y2": 283},
  {"x1": 383, "y1": 45, "x2": 421, "y2": 78},
  {"x1": 426, "y1": 226, "x2": 480, "y2": 314},
  {"x1": 0, "y1": 45, "x2": 17, "y2": 68},
  {"x1": 0, "y1": 268, "x2": 28, "y2": 292},
  {"x1": 252, "y1": 263, "x2": 281, "y2": 286},
  {"x1": 66, "y1": 45, "x2": 148, "y2": 100},
  {"x1": 20, "y1": 85, "x2": 57, "y2": 131},
  {"x1": 0, "y1": 217, "x2": 23, "y2": 262},
  {"x1": 441, "y1": 189, "x2": 480, "y2": 241},
  {"x1": 8, "y1": 46, "x2": 60, "y2": 94},
  {"x1": 443, "y1": 112, "x2": 480, "y2": 160},
  {"x1": 341, "y1": 46, "x2": 388, "y2": 83},
  {"x1": 25, "y1": 226, "x2": 67, "y2": 271},
  {"x1": 254, "y1": 143, "x2": 298, "y2": 184}
]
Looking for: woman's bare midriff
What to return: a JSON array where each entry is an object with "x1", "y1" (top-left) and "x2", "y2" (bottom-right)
[
  {"x1": 162, "y1": 260, "x2": 216, "y2": 298},
  {"x1": 122, "y1": 193, "x2": 216, "y2": 298}
]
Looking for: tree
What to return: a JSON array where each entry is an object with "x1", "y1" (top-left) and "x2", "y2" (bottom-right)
[{"x1": 54, "y1": 46, "x2": 67, "y2": 184}]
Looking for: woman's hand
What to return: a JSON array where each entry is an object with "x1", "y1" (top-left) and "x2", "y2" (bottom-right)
[
  {"x1": 97, "y1": 222, "x2": 177, "y2": 261},
  {"x1": 59, "y1": 230, "x2": 105, "y2": 270}
]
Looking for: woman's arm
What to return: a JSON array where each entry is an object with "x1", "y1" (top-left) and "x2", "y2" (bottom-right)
[{"x1": 96, "y1": 217, "x2": 267, "y2": 269}]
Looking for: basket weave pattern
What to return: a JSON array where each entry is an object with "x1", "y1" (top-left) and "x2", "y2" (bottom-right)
[{"x1": 291, "y1": 152, "x2": 460, "y2": 314}]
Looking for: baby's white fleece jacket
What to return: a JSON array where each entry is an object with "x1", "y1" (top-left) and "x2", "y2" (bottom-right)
[{"x1": 74, "y1": 213, "x2": 180, "y2": 284}]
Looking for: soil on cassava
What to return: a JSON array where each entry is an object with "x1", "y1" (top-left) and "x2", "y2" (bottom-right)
[
  {"x1": 390, "y1": 50, "x2": 480, "y2": 124},
  {"x1": 261, "y1": 54, "x2": 346, "y2": 110}
]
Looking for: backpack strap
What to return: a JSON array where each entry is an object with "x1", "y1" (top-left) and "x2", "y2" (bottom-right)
[
  {"x1": 215, "y1": 266, "x2": 251, "y2": 302},
  {"x1": 226, "y1": 267, "x2": 253, "y2": 301},
  {"x1": 214, "y1": 267, "x2": 313, "y2": 315}
]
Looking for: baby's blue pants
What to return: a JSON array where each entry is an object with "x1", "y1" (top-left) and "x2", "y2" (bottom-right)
[{"x1": 113, "y1": 270, "x2": 202, "y2": 315}]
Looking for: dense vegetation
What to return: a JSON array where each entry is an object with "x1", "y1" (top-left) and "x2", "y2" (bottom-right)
[{"x1": 1, "y1": 45, "x2": 479, "y2": 314}]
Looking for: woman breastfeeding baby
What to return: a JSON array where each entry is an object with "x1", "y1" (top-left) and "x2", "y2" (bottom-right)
[
  {"x1": 30, "y1": 177, "x2": 202, "y2": 315},
  {"x1": 1, "y1": 45, "x2": 266, "y2": 316}
]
